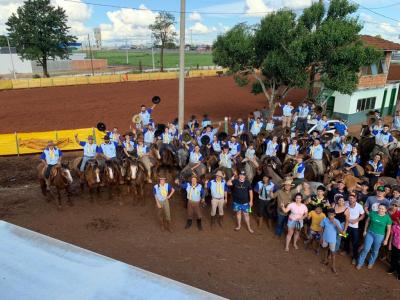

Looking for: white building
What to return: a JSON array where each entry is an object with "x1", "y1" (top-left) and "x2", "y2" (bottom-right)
[{"x1": 319, "y1": 35, "x2": 400, "y2": 124}]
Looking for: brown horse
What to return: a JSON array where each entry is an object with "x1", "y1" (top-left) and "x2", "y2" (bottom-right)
[
  {"x1": 100, "y1": 160, "x2": 121, "y2": 199},
  {"x1": 84, "y1": 160, "x2": 101, "y2": 201},
  {"x1": 37, "y1": 162, "x2": 73, "y2": 210},
  {"x1": 123, "y1": 158, "x2": 147, "y2": 205}
]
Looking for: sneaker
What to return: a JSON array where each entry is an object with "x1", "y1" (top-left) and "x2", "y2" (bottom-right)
[
  {"x1": 352, "y1": 259, "x2": 356, "y2": 265},
  {"x1": 367, "y1": 264, "x2": 373, "y2": 270},
  {"x1": 387, "y1": 269, "x2": 395, "y2": 275},
  {"x1": 356, "y1": 265, "x2": 362, "y2": 270}
]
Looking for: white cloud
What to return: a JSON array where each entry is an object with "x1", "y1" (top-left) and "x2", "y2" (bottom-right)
[
  {"x1": 379, "y1": 22, "x2": 397, "y2": 34},
  {"x1": 0, "y1": 0, "x2": 91, "y2": 39},
  {"x1": 189, "y1": 22, "x2": 216, "y2": 34},
  {"x1": 99, "y1": 5, "x2": 157, "y2": 43},
  {"x1": 244, "y1": 0, "x2": 273, "y2": 17},
  {"x1": 189, "y1": 12, "x2": 202, "y2": 22},
  {"x1": 282, "y1": 0, "x2": 313, "y2": 10},
  {"x1": 360, "y1": 12, "x2": 374, "y2": 23}
]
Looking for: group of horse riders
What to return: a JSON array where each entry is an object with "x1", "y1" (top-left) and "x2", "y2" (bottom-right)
[{"x1": 39, "y1": 98, "x2": 400, "y2": 233}]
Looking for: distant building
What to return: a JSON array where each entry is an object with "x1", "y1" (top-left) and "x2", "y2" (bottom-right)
[
  {"x1": 94, "y1": 27, "x2": 102, "y2": 49},
  {"x1": 318, "y1": 35, "x2": 400, "y2": 124}
]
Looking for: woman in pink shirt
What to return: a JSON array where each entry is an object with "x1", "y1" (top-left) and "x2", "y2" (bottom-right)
[
  {"x1": 281, "y1": 193, "x2": 308, "y2": 252},
  {"x1": 389, "y1": 223, "x2": 400, "y2": 279}
]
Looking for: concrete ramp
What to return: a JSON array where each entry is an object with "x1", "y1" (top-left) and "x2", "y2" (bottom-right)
[{"x1": 0, "y1": 221, "x2": 225, "y2": 300}]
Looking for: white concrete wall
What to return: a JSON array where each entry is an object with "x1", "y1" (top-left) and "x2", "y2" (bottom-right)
[
  {"x1": 0, "y1": 53, "x2": 32, "y2": 75},
  {"x1": 332, "y1": 92, "x2": 351, "y2": 114},
  {"x1": 350, "y1": 87, "x2": 386, "y2": 113}
]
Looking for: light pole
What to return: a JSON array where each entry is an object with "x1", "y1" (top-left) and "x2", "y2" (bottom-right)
[
  {"x1": 178, "y1": 0, "x2": 186, "y2": 132},
  {"x1": 151, "y1": 35, "x2": 155, "y2": 71},
  {"x1": 6, "y1": 37, "x2": 16, "y2": 79}
]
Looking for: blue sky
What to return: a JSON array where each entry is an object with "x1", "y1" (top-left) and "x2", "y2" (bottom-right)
[{"x1": 1, "y1": 0, "x2": 400, "y2": 46}]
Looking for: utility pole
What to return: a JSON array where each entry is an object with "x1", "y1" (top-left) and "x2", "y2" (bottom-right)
[
  {"x1": 125, "y1": 38, "x2": 129, "y2": 65},
  {"x1": 151, "y1": 35, "x2": 155, "y2": 71},
  {"x1": 6, "y1": 37, "x2": 16, "y2": 79},
  {"x1": 88, "y1": 34, "x2": 94, "y2": 76},
  {"x1": 178, "y1": 0, "x2": 186, "y2": 132}
]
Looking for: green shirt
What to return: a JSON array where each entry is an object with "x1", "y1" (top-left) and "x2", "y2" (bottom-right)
[{"x1": 368, "y1": 211, "x2": 392, "y2": 235}]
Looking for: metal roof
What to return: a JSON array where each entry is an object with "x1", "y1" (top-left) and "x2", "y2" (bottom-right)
[{"x1": 0, "y1": 221, "x2": 225, "y2": 300}]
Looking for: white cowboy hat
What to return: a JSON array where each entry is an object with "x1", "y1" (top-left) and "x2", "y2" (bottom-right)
[{"x1": 283, "y1": 178, "x2": 294, "y2": 186}]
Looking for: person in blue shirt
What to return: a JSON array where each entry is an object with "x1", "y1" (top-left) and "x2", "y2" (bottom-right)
[
  {"x1": 231, "y1": 118, "x2": 246, "y2": 136},
  {"x1": 96, "y1": 135, "x2": 119, "y2": 163},
  {"x1": 202, "y1": 124, "x2": 220, "y2": 142},
  {"x1": 320, "y1": 208, "x2": 344, "y2": 274},
  {"x1": 201, "y1": 114, "x2": 212, "y2": 129},
  {"x1": 344, "y1": 146, "x2": 361, "y2": 177},
  {"x1": 211, "y1": 135, "x2": 222, "y2": 154},
  {"x1": 40, "y1": 141, "x2": 63, "y2": 190},
  {"x1": 143, "y1": 124, "x2": 156, "y2": 146},
  {"x1": 139, "y1": 103, "x2": 157, "y2": 128},
  {"x1": 315, "y1": 115, "x2": 329, "y2": 133},
  {"x1": 393, "y1": 110, "x2": 400, "y2": 130},
  {"x1": 264, "y1": 136, "x2": 279, "y2": 160},
  {"x1": 294, "y1": 102, "x2": 310, "y2": 134},
  {"x1": 308, "y1": 139, "x2": 324, "y2": 176},
  {"x1": 153, "y1": 176, "x2": 175, "y2": 232},
  {"x1": 122, "y1": 134, "x2": 135, "y2": 158},
  {"x1": 74, "y1": 134, "x2": 97, "y2": 172},
  {"x1": 292, "y1": 154, "x2": 305, "y2": 186},
  {"x1": 106, "y1": 127, "x2": 121, "y2": 143},
  {"x1": 334, "y1": 121, "x2": 348, "y2": 136},
  {"x1": 249, "y1": 117, "x2": 263, "y2": 137},
  {"x1": 181, "y1": 175, "x2": 205, "y2": 230},
  {"x1": 228, "y1": 135, "x2": 241, "y2": 160},
  {"x1": 367, "y1": 154, "x2": 384, "y2": 188},
  {"x1": 279, "y1": 101, "x2": 294, "y2": 128},
  {"x1": 188, "y1": 115, "x2": 198, "y2": 130},
  {"x1": 254, "y1": 175, "x2": 275, "y2": 228},
  {"x1": 372, "y1": 124, "x2": 394, "y2": 159},
  {"x1": 285, "y1": 138, "x2": 299, "y2": 162},
  {"x1": 205, "y1": 170, "x2": 228, "y2": 227}
]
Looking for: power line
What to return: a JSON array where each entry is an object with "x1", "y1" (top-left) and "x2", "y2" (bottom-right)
[
  {"x1": 362, "y1": 2, "x2": 400, "y2": 9},
  {"x1": 354, "y1": 1, "x2": 400, "y2": 23}
]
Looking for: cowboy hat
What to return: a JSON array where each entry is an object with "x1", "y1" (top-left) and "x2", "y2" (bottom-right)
[
  {"x1": 217, "y1": 131, "x2": 228, "y2": 141},
  {"x1": 200, "y1": 135, "x2": 210, "y2": 145},
  {"x1": 97, "y1": 122, "x2": 106, "y2": 132},
  {"x1": 132, "y1": 114, "x2": 141, "y2": 124},
  {"x1": 152, "y1": 96, "x2": 161, "y2": 104},
  {"x1": 157, "y1": 123, "x2": 166, "y2": 132},
  {"x1": 215, "y1": 170, "x2": 225, "y2": 178},
  {"x1": 282, "y1": 178, "x2": 294, "y2": 185}
]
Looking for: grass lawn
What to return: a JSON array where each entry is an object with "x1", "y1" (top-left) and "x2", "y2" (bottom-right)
[{"x1": 90, "y1": 50, "x2": 214, "y2": 69}]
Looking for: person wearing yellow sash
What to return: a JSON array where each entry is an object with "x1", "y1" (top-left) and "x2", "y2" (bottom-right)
[
  {"x1": 180, "y1": 175, "x2": 205, "y2": 230},
  {"x1": 292, "y1": 154, "x2": 305, "y2": 187},
  {"x1": 205, "y1": 170, "x2": 228, "y2": 228},
  {"x1": 40, "y1": 140, "x2": 63, "y2": 190},
  {"x1": 153, "y1": 176, "x2": 175, "y2": 232}
]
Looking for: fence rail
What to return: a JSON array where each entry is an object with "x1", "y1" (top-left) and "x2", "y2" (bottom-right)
[{"x1": 0, "y1": 69, "x2": 227, "y2": 90}]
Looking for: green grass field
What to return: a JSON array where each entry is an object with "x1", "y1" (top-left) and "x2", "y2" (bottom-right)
[{"x1": 90, "y1": 50, "x2": 214, "y2": 69}]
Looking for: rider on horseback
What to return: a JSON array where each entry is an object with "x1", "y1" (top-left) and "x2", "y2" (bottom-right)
[
  {"x1": 372, "y1": 124, "x2": 394, "y2": 159},
  {"x1": 96, "y1": 135, "x2": 119, "y2": 164},
  {"x1": 40, "y1": 141, "x2": 63, "y2": 190},
  {"x1": 74, "y1": 134, "x2": 97, "y2": 173}
]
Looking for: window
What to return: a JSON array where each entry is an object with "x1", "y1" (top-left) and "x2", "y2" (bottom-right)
[
  {"x1": 360, "y1": 61, "x2": 386, "y2": 75},
  {"x1": 356, "y1": 97, "x2": 376, "y2": 112}
]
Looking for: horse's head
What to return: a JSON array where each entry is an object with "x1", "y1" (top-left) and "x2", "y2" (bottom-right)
[
  {"x1": 86, "y1": 160, "x2": 101, "y2": 183},
  {"x1": 59, "y1": 163, "x2": 73, "y2": 184},
  {"x1": 150, "y1": 144, "x2": 161, "y2": 160}
]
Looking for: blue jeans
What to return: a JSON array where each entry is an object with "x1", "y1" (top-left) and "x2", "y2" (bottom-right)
[
  {"x1": 275, "y1": 214, "x2": 288, "y2": 237},
  {"x1": 80, "y1": 156, "x2": 93, "y2": 172},
  {"x1": 357, "y1": 231, "x2": 385, "y2": 267},
  {"x1": 335, "y1": 222, "x2": 345, "y2": 252}
]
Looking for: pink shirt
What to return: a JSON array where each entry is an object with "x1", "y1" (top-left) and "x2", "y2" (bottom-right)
[
  {"x1": 392, "y1": 224, "x2": 400, "y2": 250},
  {"x1": 288, "y1": 202, "x2": 308, "y2": 221}
]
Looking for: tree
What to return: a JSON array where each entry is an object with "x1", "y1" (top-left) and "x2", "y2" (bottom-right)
[
  {"x1": 0, "y1": 35, "x2": 8, "y2": 47},
  {"x1": 298, "y1": 0, "x2": 382, "y2": 106},
  {"x1": 149, "y1": 12, "x2": 177, "y2": 72},
  {"x1": 213, "y1": 11, "x2": 308, "y2": 116},
  {"x1": 6, "y1": 0, "x2": 76, "y2": 77}
]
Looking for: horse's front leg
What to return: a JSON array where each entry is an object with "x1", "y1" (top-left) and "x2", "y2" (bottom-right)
[
  {"x1": 66, "y1": 185, "x2": 73, "y2": 206},
  {"x1": 57, "y1": 188, "x2": 62, "y2": 210},
  {"x1": 140, "y1": 185, "x2": 145, "y2": 206}
]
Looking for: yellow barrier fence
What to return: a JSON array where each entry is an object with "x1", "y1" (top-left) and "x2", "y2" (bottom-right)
[
  {"x1": 0, "y1": 69, "x2": 227, "y2": 91},
  {"x1": 0, "y1": 128, "x2": 105, "y2": 156}
]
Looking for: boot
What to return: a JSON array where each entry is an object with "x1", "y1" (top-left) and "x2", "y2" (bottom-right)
[
  {"x1": 185, "y1": 219, "x2": 192, "y2": 229},
  {"x1": 210, "y1": 216, "x2": 216, "y2": 228},
  {"x1": 197, "y1": 218, "x2": 203, "y2": 231},
  {"x1": 218, "y1": 215, "x2": 224, "y2": 228},
  {"x1": 166, "y1": 220, "x2": 173, "y2": 233},
  {"x1": 257, "y1": 217, "x2": 263, "y2": 228}
]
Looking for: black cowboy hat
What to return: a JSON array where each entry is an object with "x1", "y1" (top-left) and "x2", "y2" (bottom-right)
[
  {"x1": 152, "y1": 96, "x2": 161, "y2": 104},
  {"x1": 97, "y1": 122, "x2": 106, "y2": 132},
  {"x1": 154, "y1": 129, "x2": 163, "y2": 138},
  {"x1": 172, "y1": 118, "x2": 179, "y2": 125},
  {"x1": 201, "y1": 135, "x2": 211, "y2": 145},
  {"x1": 157, "y1": 123, "x2": 166, "y2": 132},
  {"x1": 217, "y1": 131, "x2": 228, "y2": 141}
]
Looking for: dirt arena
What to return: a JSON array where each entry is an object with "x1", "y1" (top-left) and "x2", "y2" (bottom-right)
[{"x1": 0, "y1": 77, "x2": 399, "y2": 299}]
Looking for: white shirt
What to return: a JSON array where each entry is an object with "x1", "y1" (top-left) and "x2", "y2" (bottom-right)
[{"x1": 346, "y1": 202, "x2": 364, "y2": 229}]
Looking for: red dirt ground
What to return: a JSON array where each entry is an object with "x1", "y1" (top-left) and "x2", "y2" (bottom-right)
[
  {"x1": 1, "y1": 153, "x2": 399, "y2": 299},
  {"x1": 0, "y1": 77, "x2": 398, "y2": 299},
  {"x1": 0, "y1": 76, "x2": 308, "y2": 133}
]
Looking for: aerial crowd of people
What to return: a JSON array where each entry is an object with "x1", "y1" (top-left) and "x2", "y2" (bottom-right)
[{"x1": 38, "y1": 99, "x2": 400, "y2": 277}]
